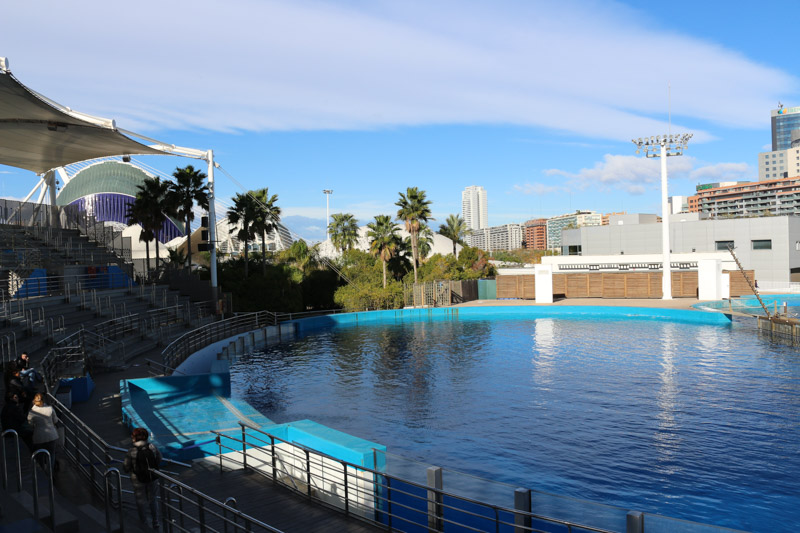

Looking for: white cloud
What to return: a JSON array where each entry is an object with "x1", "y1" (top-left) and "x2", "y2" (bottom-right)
[
  {"x1": 689, "y1": 162, "x2": 753, "y2": 182},
  {"x1": 513, "y1": 183, "x2": 567, "y2": 195},
  {"x1": 537, "y1": 154, "x2": 752, "y2": 195},
  {"x1": 3, "y1": 0, "x2": 795, "y2": 139}
]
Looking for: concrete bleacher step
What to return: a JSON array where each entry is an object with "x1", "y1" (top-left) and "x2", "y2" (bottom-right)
[{"x1": 10, "y1": 491, "x2": 80, "y2": 533}]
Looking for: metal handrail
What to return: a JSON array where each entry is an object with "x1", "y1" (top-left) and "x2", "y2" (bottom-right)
[
  {"x1": 161, "y1": 310, "x2": 278, "y2": 371},
  {"x1": 1, "y1": 429, "x2": 23, "y2": 491},
  {"x1": 104, "y1": 468, "x2": 125, "y2": 533},
  {"x1": 153, "y1": 469, "x2": 285, "y2": 533},
  {"x1": 160, "y1": 307, "x2": 347, "y2": 373},
  {"x1": 30, "y1": 449, "x2": 56, "y2": 528},
  {"x1": 213, "y1": 423, "x2": 614, "y2": 533}
]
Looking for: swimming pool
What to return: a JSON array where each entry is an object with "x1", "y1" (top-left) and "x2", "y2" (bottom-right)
[{"x1": 229, "y1": 307, "x2": 799, "y2": 532}]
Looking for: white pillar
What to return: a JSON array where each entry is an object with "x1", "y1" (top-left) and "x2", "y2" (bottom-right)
[
  {"x1": 206, "y1": 150, "x2": 219, "y2": 301},
  {"x1": 535, "y1": 264, "x2": 553, "y2": 304},
  {"x1": 660, "y1": 141, "x2": 672, "y2": 300},
  {"x1": 698, "y1": 259, "x2": 723, "y2": 301}
]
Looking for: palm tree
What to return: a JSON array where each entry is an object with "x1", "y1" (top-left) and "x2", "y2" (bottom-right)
[
  {"x1": 251, "y1": 188, "x2": 281, "y2": 276},
  {"x1": 438, "y1": 214, "x2": 467, "y2": 257},
  {"x1": 329, "y1": 213, "x2": 360, "y2": 254},
  {"x1": 227, "y1": 193, "x2": 258, "y2": 279},
  {"x1": 166, "y1": 248, "x2": 186, "y2": 270},
  {"x1": 140, "y1": 177, "x2": 171, "y2": 272},
  {"x1": 395, "y1": 187, "x2": 433, "y2": 283},
  {"x1": 367, "y1": 215, "x2": 400, "y2": 288},
  {"x1": 167, "y1": 165, "x2": 209, "y2": 271},
  {"x1": 286, "y1": 239, "x2": 320, "y2": 275},
  {"x1": 416, "y1": 223, "x2": 434, "y2": 261},
  {"x1": 125, "y1": 195, "x2": 155, "y2": 277}
]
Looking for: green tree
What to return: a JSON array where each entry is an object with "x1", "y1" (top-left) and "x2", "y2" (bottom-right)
[
  {"x1": 167, "y1": 165, "x2": 210, "y2": 271},
  {"x1": 251, "y1": 188, "x2": 281, "y2": 276},
  {"x1": 142, "y1": 177, "x2": 171, "y2": 272},
  {"x1": 227, "y1": 192, "x2": 258, "y2": 279},
  {"x1": 416, "y1": 223, "x2": 434, "y2": 261},
  {"x1": 126, "y1": 194, "x2": 155, "y2": 277},
  {"x1": 166, "y1": 248, "x2": 186, "y2": 270},
  {"x1": 329, "y1": 213, "x2": 360, "y2": 253},
  {"x1": 438, "y1": 214, "x2": 467, "y2": 257},
  {"x1": 367, "y1": 215, "x2": 401, "y2": 288},
  {"x1": 395, "y1": 187, "x2": 433, "y2": 283},
  {"x1": 282, "y1": 239, "x2": 320, "y2": 276}
]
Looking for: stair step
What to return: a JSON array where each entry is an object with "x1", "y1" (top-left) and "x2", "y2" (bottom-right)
[{"x1": 10, "y1": 491, "x2": 80, "y2": 533}]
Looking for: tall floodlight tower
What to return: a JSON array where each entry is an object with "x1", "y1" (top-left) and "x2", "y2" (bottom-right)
[
  {"x1": 323, "y1": 189, "x2": 333, "y2": 238},
  {"x1": 632, "y1": 134, "x2": 692, "y2": 300}
]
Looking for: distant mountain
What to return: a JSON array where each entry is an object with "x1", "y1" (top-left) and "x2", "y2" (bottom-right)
[{"x1": 280, "y1": 215, "x2": 327, "y2": 243}]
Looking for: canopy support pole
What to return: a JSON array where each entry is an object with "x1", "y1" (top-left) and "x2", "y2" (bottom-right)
[{"x1": 206, "y1": 150, "x2": 219, "y2": 305}]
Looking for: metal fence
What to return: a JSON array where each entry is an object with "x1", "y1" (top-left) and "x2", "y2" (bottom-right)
[
  {"x1": 161, "y1": 310, "x2": 278, "y2": 371},
  {"x1": 211, "y1": 422, "x2": 615, "y2": 533}
]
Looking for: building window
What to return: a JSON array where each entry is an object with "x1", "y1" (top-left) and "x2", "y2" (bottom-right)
[
  {"x1": 715, "y1": 240, "x2": 734, "y2": 251},
  {"x1": 796, "y1": 241, "x2": 800, "y2": 251},
  {"x1": 566, "y1": 245, "x2": 582, "y2": 256},
  {"x1": 752, "y1": 240, "x2": 772, "y2": 250}
]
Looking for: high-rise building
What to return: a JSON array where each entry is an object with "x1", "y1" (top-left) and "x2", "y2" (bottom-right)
[
  {"x1": 688, "y1": 176, "x2": 800, "y2": 218},
  {"x1": 772, "y1": 105, "x2": 800, "y2": 151},
  {"x1": 758, "y1": 147, "x2": 800, "y2": 181},
  {"x1": 546, "y1": 210, "x2": 601, "y2": 251},
  {"x1": 461, "y1": 186, "x2": 488, "y2": 231},
  {"x1": 523, "y1": 219, "x2": 547, "y2": 250},
  {"x1": 466, "y1": 223, "x2": 522, "y2": 251}
]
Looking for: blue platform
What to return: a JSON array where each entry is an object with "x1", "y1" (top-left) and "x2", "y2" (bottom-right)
[{"x1": 121, "y1": 370, "x2": 385, "y2": 467}]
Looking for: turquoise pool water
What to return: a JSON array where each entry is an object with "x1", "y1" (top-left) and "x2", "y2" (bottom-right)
[{"x1": 229, "y1": 307, "x2": 799, "y2": 532}]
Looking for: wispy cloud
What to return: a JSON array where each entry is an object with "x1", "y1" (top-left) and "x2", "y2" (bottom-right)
[
  {"x1": 4, "y1": 0, "x2": 795, "y2": 139},
  {"x1": 689, "y1": 162, "x2": 752, "y2": 182},
  {"x1": 533, "y1": 154, "x2": 753, "y2": 195},
  {"x1": 513, "y1": 183, "x2": 568, "y2": 195}
]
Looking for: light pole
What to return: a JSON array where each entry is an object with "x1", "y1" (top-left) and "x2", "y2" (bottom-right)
[
  {"x1": 323, "y1": 189, "x2": 333, "y2": 239},
  {"x1": 632, "y1": 133, "x2": 692, "y2": 300}
]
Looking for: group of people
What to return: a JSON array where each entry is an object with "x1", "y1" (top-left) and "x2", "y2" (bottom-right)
[
  {"x1": 1, "y1": 353, "x2": 61, "y2": 472},
  {"x1": 3, "y1": 353, "x2": 162, "y2": 529}
]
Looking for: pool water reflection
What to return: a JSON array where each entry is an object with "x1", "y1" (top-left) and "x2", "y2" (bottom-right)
[{"x1": 229, "y1": 313, "x2": 800, "y2": 532}]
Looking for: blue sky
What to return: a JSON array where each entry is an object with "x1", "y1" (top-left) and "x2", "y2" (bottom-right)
[{"x1": 2, "y1": 0, "x2": 798, "y2": 241}]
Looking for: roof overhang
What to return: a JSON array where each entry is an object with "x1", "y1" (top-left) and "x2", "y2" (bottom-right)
[{"x1": 0, "y1": 59, "x2": 167, "y2": 174}]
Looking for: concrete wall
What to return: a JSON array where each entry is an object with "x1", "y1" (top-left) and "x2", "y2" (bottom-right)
[{"x1": 561, "y1": 216, "x2": 797, "y2": 283}]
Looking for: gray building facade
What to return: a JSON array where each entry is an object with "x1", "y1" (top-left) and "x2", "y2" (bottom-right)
[{"x1": 561, "y1": 215, "x2": 800, "y2": 283}]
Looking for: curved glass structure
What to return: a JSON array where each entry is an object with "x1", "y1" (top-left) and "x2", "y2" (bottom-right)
[{"x1": 56, "y1": 160, "x2": 183, "y2": 243}]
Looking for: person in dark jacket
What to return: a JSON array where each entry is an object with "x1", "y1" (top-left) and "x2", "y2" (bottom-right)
[
  {"x1": 123, "y1": 427, "x2": 163, "y2": 530},
  {"x1": 6, "y1": 367, "x2": 30, "y2": 411},
  {"x1": 1, "y1": 392, "x2": 33, "y2": 450}
]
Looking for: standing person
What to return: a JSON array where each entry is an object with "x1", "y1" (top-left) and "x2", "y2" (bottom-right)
[
  {"x1": 26, "y1": 393, "x2": 59, "y2": 471},
  {"x1": 1, "y1": 392, "x2": 33, "y2": 450},
  {"x1": 124, "y1": 428, "x2": 162, "y2": 530},
  {"x1": 7, "y1": 366, "x2": 31, "y2": 413}
]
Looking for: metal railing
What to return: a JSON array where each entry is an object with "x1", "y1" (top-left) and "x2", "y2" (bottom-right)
[
  {"x1": 17, "y1": 393, "x2": 282, "y2": 533},
  {"x1": 161, "y1": 310, "x2": 278, "y2": 371},
  {"x1": 212, "y1": 422, "x2": 614, "y2": 533},
  {"x1": 155, "y1": 469, "x2": 285, "y2": 533}
]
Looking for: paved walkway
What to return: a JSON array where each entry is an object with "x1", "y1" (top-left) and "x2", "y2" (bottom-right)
[{"x1": 455, "y1": 297, "x2": 701, "y2": 309}]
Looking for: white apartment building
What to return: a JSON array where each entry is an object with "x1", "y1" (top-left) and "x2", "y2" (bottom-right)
[
  {"x1": 461, "y1": 186, "x2": 488, "y2": 231},
  {"x1": 467, "y1": 223, "x2": 522, "y2": 252},
  {"x1": 546, "y1": 210, "x2": 601, "y2": 251}
]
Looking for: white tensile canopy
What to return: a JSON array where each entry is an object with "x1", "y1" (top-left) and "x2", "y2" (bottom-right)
[
  {"x1": 0, "y1": 59, "x2": 165, "y2": 174},
  {"x1": 0, "y1": 57, "x2": 220, "y2": 295}
]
